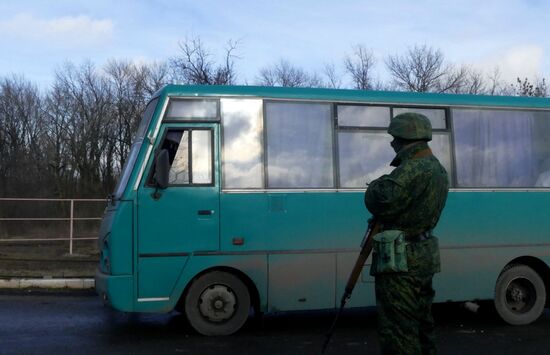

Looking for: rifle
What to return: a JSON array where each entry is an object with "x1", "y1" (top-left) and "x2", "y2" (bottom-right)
[{"x1": 321, "y1": 219, "x2": 380, "y2": 353}]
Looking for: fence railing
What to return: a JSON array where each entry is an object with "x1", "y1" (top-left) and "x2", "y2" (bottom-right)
[{"x1": 0, "y1": 198, "x2": 107, "y2": 255}]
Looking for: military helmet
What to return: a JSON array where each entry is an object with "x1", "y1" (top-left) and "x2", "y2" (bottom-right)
[{"x1": 388, "y1": 112, "x2": 432, "y2": 141}]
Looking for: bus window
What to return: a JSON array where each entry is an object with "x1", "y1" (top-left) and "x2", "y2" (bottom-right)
[
  {"x1": 135, "y1": 98, "x2": 159, "y2": 139},
  {"x1": 265, "y1": 102, "x2": 333, "y2": 188},
  {"x1": 430, "y1": 133, "x2": 453, "y2": 180},
  {"x1": 453, "y1": 109, "x2": 550, "y2": 188},
  {"x1": 150, "y1": 129, "x2": 213, "y2": 186},
  {"x1": 337, "y1": 104, "x2": 452, "y2": 187},
  {"x1": 338, "y1": 105, "x2": 390, "y2": 127},
  {"x1": 221, "y1": 99, "x2": 264, "y2": 189},
  {"x1": 393, "y1": 107, "x2": 447, "y2": 129},
  {"x1": 165, "y1": 99, "x2": 218, "y2": 120},
  {"x1": 338, "y1": 131, "x2": 393, "y2": 187},
  {"x1": 191, "y1": 130, "x2": 213, "y2": 184}
]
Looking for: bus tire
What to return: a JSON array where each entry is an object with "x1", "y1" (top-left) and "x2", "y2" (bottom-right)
[
  {"x1": 494, "y1": 264, "x2": 546, "y2": 325},
  {"x1": 184, "y1": 271, "x2": 251, "y2": 336}
]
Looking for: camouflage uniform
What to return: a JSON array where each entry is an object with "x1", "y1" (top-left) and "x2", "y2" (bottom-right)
[{"x1": 365, "y1": 113, "x2": 449, "y2": 355}]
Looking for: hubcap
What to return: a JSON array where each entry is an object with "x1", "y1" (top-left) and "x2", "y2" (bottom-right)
[
  {"x1": 506, "y1": 277, "x2": 536, "y2": 314},
  {"x1": 198, "y1": 284, "x2": 237, "y2": 322}
]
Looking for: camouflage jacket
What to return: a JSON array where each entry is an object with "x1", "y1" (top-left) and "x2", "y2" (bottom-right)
[{"x1": 364, "y1": 141, "x2": 449, "y2": 237}]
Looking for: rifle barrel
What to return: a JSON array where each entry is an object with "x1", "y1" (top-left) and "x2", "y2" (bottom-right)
[{"x1": 320, "y1": 221, "x2": 379, "y2": 353}]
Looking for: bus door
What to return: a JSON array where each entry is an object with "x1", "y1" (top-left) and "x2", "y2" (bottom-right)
[{"x1": 136, "y1": 123, "x2": 220, "y2": 300}]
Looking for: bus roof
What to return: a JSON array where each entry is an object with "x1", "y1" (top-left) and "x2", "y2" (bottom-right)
[{"x1": 155, "y1": 84, "x2": 550, "y2": 110}]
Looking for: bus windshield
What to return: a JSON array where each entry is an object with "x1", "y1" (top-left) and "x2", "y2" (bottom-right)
[{"x1": 112, "y1": 98, "x2": 159, "y2": 199}]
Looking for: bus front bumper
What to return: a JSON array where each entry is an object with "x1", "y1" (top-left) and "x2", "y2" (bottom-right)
[{"x1": 95, "y1": 269, "x2": 134, "y2": 312}]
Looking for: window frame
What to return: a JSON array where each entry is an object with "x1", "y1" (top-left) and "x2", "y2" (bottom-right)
[
  {"x1": 146, "y1": 127, "x2": 216, "y2": 188},
  {"x1": 336, "y1": 104, "x2": 392, "y2": 128},
  {"x1": 220, "y1": 98, "x2": 265, "y2": 190},
  {"x1": 336, "y1": 103, "x2": 391, "y2": 189},
  {"x1": 336, "y1": 103, "x2": 454, "y2": 189},
  {"x1": 450, "y1": 106, "x2": 550, "y2": 189},
  {"x1": 262, "y1": 99, "x2": 336, "y2": 189},
  {"x1": 163, "y1": 98, "x2": 220, "y2": 122},
  {"x1": 392, "y1": 106, "x2": 449, "y2": 130}
]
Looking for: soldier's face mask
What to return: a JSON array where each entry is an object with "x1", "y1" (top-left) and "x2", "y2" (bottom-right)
[
  {"x1": 391, "y1": 137, "x2": 418, "y2": 153},
  {"x1": 390, "y1": 138, "x2": 403, "y2": 153}
]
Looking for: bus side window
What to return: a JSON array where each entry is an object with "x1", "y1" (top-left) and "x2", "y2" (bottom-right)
[
  {"x1": 265, "y1": 102, "x2": 334, "y2": 188},
  {"x1": 148, "y1": 129, "x2": 213, "y2": 186},
  {"x1": 453, "y1": 109, "x2": 550, "y2": 188}
]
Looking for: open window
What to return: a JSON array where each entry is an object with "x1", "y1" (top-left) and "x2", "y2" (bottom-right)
[{"x1": 149, "y1": 128, "x2": 214, "y2": 186}]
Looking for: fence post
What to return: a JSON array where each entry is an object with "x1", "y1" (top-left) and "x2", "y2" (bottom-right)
[{"x1": 69, "y1": 199, "x2": 74, "y2": 255}]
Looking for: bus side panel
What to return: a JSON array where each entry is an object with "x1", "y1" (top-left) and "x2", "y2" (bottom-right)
[
  {"x1": 436, "y1": 246, "x2": 550, "y2": 302},
  {"x1": 104, "y1": 200, "x2": 134, "y2": 275},
  {"x1": 132, "y1": 254, "x2": 268, "y2": 313},
  {"x1": 137, "y1": 256, "x2": 189, "y2": 299},
  {"x1": 336, "y1": 251, "x2": 376, "y2": 308},
  {"x1": 220, "y1": 191, "x2": 370, "y2": 311},
  {"x1": 435, "y1": 191, "x2": 550, "y2": 302},
  {"x1": 220, "y1": 192, "x2": 368, "y2": 250},
  {"x1": 268, "y1": 253, "x2": 336, "y2": 311}
]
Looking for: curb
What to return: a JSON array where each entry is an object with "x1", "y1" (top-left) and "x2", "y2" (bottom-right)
[{"x1": 0, "y1": 278, "x2": 95, "y2": 289}]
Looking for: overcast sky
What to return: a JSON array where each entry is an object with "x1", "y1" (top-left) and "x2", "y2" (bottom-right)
[{"x1": 0, "y1": 0, "x2": 548, "y2": 88}]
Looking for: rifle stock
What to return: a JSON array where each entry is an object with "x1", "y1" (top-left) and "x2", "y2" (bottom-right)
[
  {"x1": 321, "y1": 220, "x2": 380, "y2": 353},
  {"x1": 343, "y1": 221, "x2": 380, "y2": 301}
]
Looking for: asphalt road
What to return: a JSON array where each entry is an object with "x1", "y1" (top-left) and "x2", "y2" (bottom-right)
[{"x1": 0, "y1": 291, "x2": 549, "y2": 355}]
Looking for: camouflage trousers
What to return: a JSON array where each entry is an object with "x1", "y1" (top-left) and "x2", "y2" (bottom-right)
[
  {"x1": 375, "y1": 272, "x2": 435, "y2": 355},
  {"x1": 374, "y1": 239, "x2": 439, "y2": 355}
]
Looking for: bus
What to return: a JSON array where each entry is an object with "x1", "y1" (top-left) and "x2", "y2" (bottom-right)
[{"x1": 95, "y1": 85, "x2": 550, "y2": 335}]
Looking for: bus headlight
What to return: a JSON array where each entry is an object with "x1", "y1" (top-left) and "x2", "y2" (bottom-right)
[{"x1": 100, "y1": 234, "x2": 111, "y2": 274}]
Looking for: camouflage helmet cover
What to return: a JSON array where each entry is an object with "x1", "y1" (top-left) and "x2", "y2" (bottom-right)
[{"x1": 388, "y1": 112, "x2": 432, "y2": 141}]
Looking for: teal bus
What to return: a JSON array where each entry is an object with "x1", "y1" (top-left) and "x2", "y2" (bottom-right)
[{"x1": 95, "y1": 85, "x2": 550, "y2": 335}]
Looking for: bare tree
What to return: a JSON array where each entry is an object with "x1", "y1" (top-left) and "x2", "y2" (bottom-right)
[
  {"x1": 437, "y1": 65, "x2": 469, "y2": 93},
  {"x1": 51, "y1": 61, "x2": 114, "y2": 196},
  {"x1": 142, "y1": 61, "x2": 170, "y2": 95},
  {"x1": 0, "y1": 75, "x2": 45, "y2": 196},
  {"x1": 0, "y1": 59, "x2": 164, "y2": 199},
  {"x1": 463, "y1": 68, "x2": 486, "y2": 95},
  {"x1": 170, "y1": 37, "x2": 239, "y2": 85},
  {"x1": 104, "y1": 60, "x2": 143, "y2": 188},
  {"x1": 444, "y1": 66, "x2": 486, "y2": 95},
  {"x1": 257, "y1": 59, "x2": 321, "y2": 87},
  {"x1": 344, "y1": 45, "x2": 376, "y2": 90},
  {"x1": 512, "y1": 77, "x2": 547, "y2": 97},
  {"x1": 43, "y1": 80, "x2": 73, "y2": 197},
  {"x1": 486, "y1": 67, "x2": 506, "y2": 95},
  {"x1": 34, "y1": 59, "x2": 166, "y2": 198},
  {"x1": 385, "y1": 45, "x2": 468, "y2": 93},
  {"x1": 321, "y1": 62, "x2": 342, "y2": 89}
]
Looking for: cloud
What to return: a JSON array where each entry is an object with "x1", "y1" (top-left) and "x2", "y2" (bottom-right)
[
  {"x1": 474, "y1": 45, "x2": 544, "y2": 82},
  {"x1": 0, "y1": 13, "x2": 113, "y2": 47}
]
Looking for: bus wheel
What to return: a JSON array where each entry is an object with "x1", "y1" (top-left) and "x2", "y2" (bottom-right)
[
  {"x1": 184, "y1": 271, "x2": 251, "y2": 336},
  {"x1": 494, "y1": 264, "x2": 546, "y2": 325}
]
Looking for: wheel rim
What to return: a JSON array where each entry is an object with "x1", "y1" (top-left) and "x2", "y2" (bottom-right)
[
  {"x1": 505, "y1": 277, "x2": 537, "y2": 314},
  {"x1": 198, "y1": 284, "x2": 237, "y2": 322}
]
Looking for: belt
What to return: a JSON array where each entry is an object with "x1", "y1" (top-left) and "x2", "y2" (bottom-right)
[{"x1": 405, "y1": 231, "x2": 432, "y2": 243}]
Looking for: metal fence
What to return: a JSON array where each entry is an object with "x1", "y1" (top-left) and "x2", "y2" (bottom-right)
[{"x1": 0, "y1": 198, "x2": 107, "y2": 255}]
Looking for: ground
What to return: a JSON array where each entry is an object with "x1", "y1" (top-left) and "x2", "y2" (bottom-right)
[{"x1": 0, "y1": 290, "x2": 549, "y2": 355}]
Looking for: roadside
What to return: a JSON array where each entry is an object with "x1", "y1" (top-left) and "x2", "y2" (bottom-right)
[
  {"x1": 0, "y1": 240, "x2": 97, "y2": 290},
  {"x1": 0, "y1": 277, "x2": 95, "y2": 289}
]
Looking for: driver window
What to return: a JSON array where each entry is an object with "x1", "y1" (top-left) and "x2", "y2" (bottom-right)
[{"x1": 150, "y1": 128, "x2": 213, "y2": 186}]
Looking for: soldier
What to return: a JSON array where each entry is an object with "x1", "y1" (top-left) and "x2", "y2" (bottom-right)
[{"x1": 365, "y1": 112, "x2": 449, "y2": 355}]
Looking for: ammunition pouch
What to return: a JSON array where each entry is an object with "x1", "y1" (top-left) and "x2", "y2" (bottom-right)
[{"x1": 370, "y1": 230, "x2": 408, "y2": 276}]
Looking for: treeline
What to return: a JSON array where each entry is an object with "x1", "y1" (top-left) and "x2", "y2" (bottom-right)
[
  {"x1": 0, "y1": 38, "x2": 548, "y2": 198},
  {"x1": 0, "y1": 61, "x2": 168, "y2": 198}
]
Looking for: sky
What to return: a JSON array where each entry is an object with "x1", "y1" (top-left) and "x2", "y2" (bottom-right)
[{"x1": 0, "y1": 0, "x2": 548, "y2": 89}]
